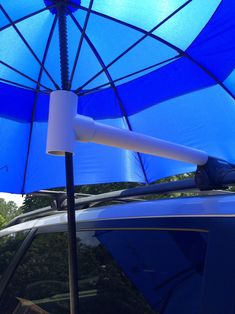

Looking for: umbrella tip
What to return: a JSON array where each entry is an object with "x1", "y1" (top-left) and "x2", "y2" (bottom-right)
[{"x1": 44, "y1": 0, "x2": 81, "y2": 14}]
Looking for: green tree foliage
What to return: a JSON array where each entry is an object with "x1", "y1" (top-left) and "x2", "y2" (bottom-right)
[
  {"x1": 20, "y1": 195, "x2": 53, "y2": 213},
  {"x1": 0, "y1": 214, "x2": 6, "y2": 229},
  {"x1": 0, "y1": 198, "x2": 20, "y2": 228}
]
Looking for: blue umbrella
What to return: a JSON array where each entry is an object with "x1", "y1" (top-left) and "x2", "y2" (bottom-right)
[
  {"x1": 1, "y1": 0, "x2": 234, "y2": 193},
  {"x1": 0, "y1": 0, "x2": 235, "y2": 312}
]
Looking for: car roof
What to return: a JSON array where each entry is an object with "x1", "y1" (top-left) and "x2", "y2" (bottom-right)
[{"x1": 1, "y1": 193, "x2": 235, "y2": 237}]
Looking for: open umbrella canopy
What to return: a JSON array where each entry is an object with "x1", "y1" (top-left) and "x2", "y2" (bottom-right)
[{"x1": 0, "y1": 0, "x2": 235, "y2": 194}]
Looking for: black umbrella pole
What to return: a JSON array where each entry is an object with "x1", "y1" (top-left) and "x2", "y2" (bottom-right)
[
  {"x1": 65, "y1": 152, "x2": 79, "y2": 314},
  {"x1": 58, "y1": 5, "x2": 79, "y2": 314}
]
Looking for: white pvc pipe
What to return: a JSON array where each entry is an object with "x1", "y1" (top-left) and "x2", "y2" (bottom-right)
[
  {"x1": 74, "y1": 115, "x2": 208, "y2": 165},
  {"x1": 47, "y1": 90, "x2": 208, "y2": 165}
]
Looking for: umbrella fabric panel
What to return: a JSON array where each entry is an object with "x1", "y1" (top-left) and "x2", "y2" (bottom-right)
[
  {"x1": 23, "y1": 119, "x2": 146, "y2": 193},
  {"x1": 69, "y1": 0, "x2": 226, "y2": 92},
  {"x1": 79, "y1": 0, "x2": 235, "y2": 119},
  {"x1": 68, "y1": 35, "x2": 111, "y2": 91},
  {"x1": 116, "y1": 57, "x2": 216, "y2": 117},
  {"x1": 0, "y1": 0, "x2": 46, "y2": 25},
  {"x1": 76, "y1": 54, "x2": 228, "y2": 120},
  {"x1": 0, "y1": 118, "x2": 29, "y2": 193},
  {"x1": 81, "y1": 0, "x2": 187, "y2": 31},
  {"x1": 0, "y1": 8, "x2": 55, "y2": 89},
  {"x1": 152, "y1": 0, "x2": 221, "y2": 50},
  {"x1": 186, "y1": 0, "x2": 235, "y2": 82},
  {"x1": 81, "y1": 0, "x2": 220, "y2": 51},
  {"x1": 0, "y1": 10, "x2": 8, "y2": 28},
  {"x1": 129, "y1": 84, "x2": 235, "y2": 182},
  {"x1": 0, "y1": 83, "x2": 36, "y2": 122},
  {"x1": 39, "y1": 13, "x2": 111, "y2": 91},
  {"x1": 224, "y1": 70, "x2": 235, "y2": 95},
  {"x1": 72, "y1": 9, "x2": 177, "y2": 90},
  {"x1": 1, "y1": 0, "x2": 231, "y2": 93},
  {"x1": 105, "y1": 36, "x2": 177, "y2": 87}
]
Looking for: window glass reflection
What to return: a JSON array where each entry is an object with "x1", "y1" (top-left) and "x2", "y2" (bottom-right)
[
  {"x1": 0, "y1": 231, "x2": 28, "y2": 280},
  {"x1": 0, "y1": 231, "x2": 156, "y2": 313}
]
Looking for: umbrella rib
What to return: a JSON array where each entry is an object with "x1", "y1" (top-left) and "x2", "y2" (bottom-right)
[
  {"x1": 68, "y1": 0, "x2": 94, "y2": 90},
  {"x1": 0, "y1": 5, "x2": 60, "y2": 90},
  {"x1": 0, "y1": 78, "x2": 49, "y2": 94},
  {"x1": 21, "y1": 14, "x2": 58, "y2": 194},
  {"x1": 182, "y1": 54, "x2": 235, "y2": 100},
  {"x1": 79, "y1": 55, "x2": 181, "y2": 95},
  {"x1": 0, "y1": 4, "x2": 56, "y2": 32},
  {"x1": 1, "y1": 61, "x2": 52, "y2": 92},
  {"x1": 69, "y1": 12, "x2": 149, "y2": 184},
  {"x1": 73, "y1": 0, "x2": 192, "y2": 92},
  {"x1": 72, "y1": 3, "x2": 234, "y2": 98}
]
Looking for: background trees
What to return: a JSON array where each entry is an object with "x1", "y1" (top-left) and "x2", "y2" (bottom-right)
[{"x1": 0, "y1": 198, "x2": 20, "y2": 228}]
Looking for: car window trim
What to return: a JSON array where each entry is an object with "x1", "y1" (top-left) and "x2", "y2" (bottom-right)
[{"x1": 0, "y1": 228, "x2": 37, "y2": 298}]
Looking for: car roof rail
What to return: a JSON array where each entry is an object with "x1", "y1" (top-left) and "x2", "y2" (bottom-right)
[
  {"x1": 7, "y1": 205, "x2": 60, "y2": 227},
  {"x1": 6, "y1": 190, "x2": 94, "y2": 227},
  {"x1": 6, "y1": 178, "x2": 234, "y2": 227}
]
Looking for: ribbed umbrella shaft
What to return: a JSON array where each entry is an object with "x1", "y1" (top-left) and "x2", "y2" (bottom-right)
[{"x1": 58, "y1": 4, "x2": 79, "y2": 314}]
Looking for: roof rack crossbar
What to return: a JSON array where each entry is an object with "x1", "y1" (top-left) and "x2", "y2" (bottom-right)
[
  {"x1": 71, "y1": 179, "x2": 197, "y2": 209},
  {"x1": 71, "y1": 178, "x2": 235, "y2": 209},
  {"x1": 33, "y1": 190, "x2": 93, "y2": 208}
]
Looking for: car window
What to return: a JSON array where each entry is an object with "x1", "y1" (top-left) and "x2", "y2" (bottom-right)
[
  {"x1": 0, "y1": 231, "x2": 156, "y2": 314},
  {"x1": 77, "y1": 231, "x2": 156, "y2": 314},
  {"x1": 0, "y1": 231, "x2": 29, "y2": 281},
  {"x1": 96, "y1": 229, "x2": 207, "y2": 314}
]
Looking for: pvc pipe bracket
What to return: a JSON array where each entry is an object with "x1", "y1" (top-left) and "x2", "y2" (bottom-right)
[{"x1": 47, "y1": 90, "x2": 208, "y2": 166}]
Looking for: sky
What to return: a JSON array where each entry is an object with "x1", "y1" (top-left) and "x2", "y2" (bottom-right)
[{"x1": 0, "y1": 193, "x2": 25, "y2": 207}]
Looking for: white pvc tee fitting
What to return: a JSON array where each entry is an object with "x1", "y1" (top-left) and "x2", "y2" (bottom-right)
[{"x1": 47, "y1": 90, "x2": 78, "y2": 156}]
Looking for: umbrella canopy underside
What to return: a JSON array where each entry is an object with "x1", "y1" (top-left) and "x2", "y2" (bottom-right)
[{"x1": 0, "y1": 0, "x2": 235, "y2": 193}]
